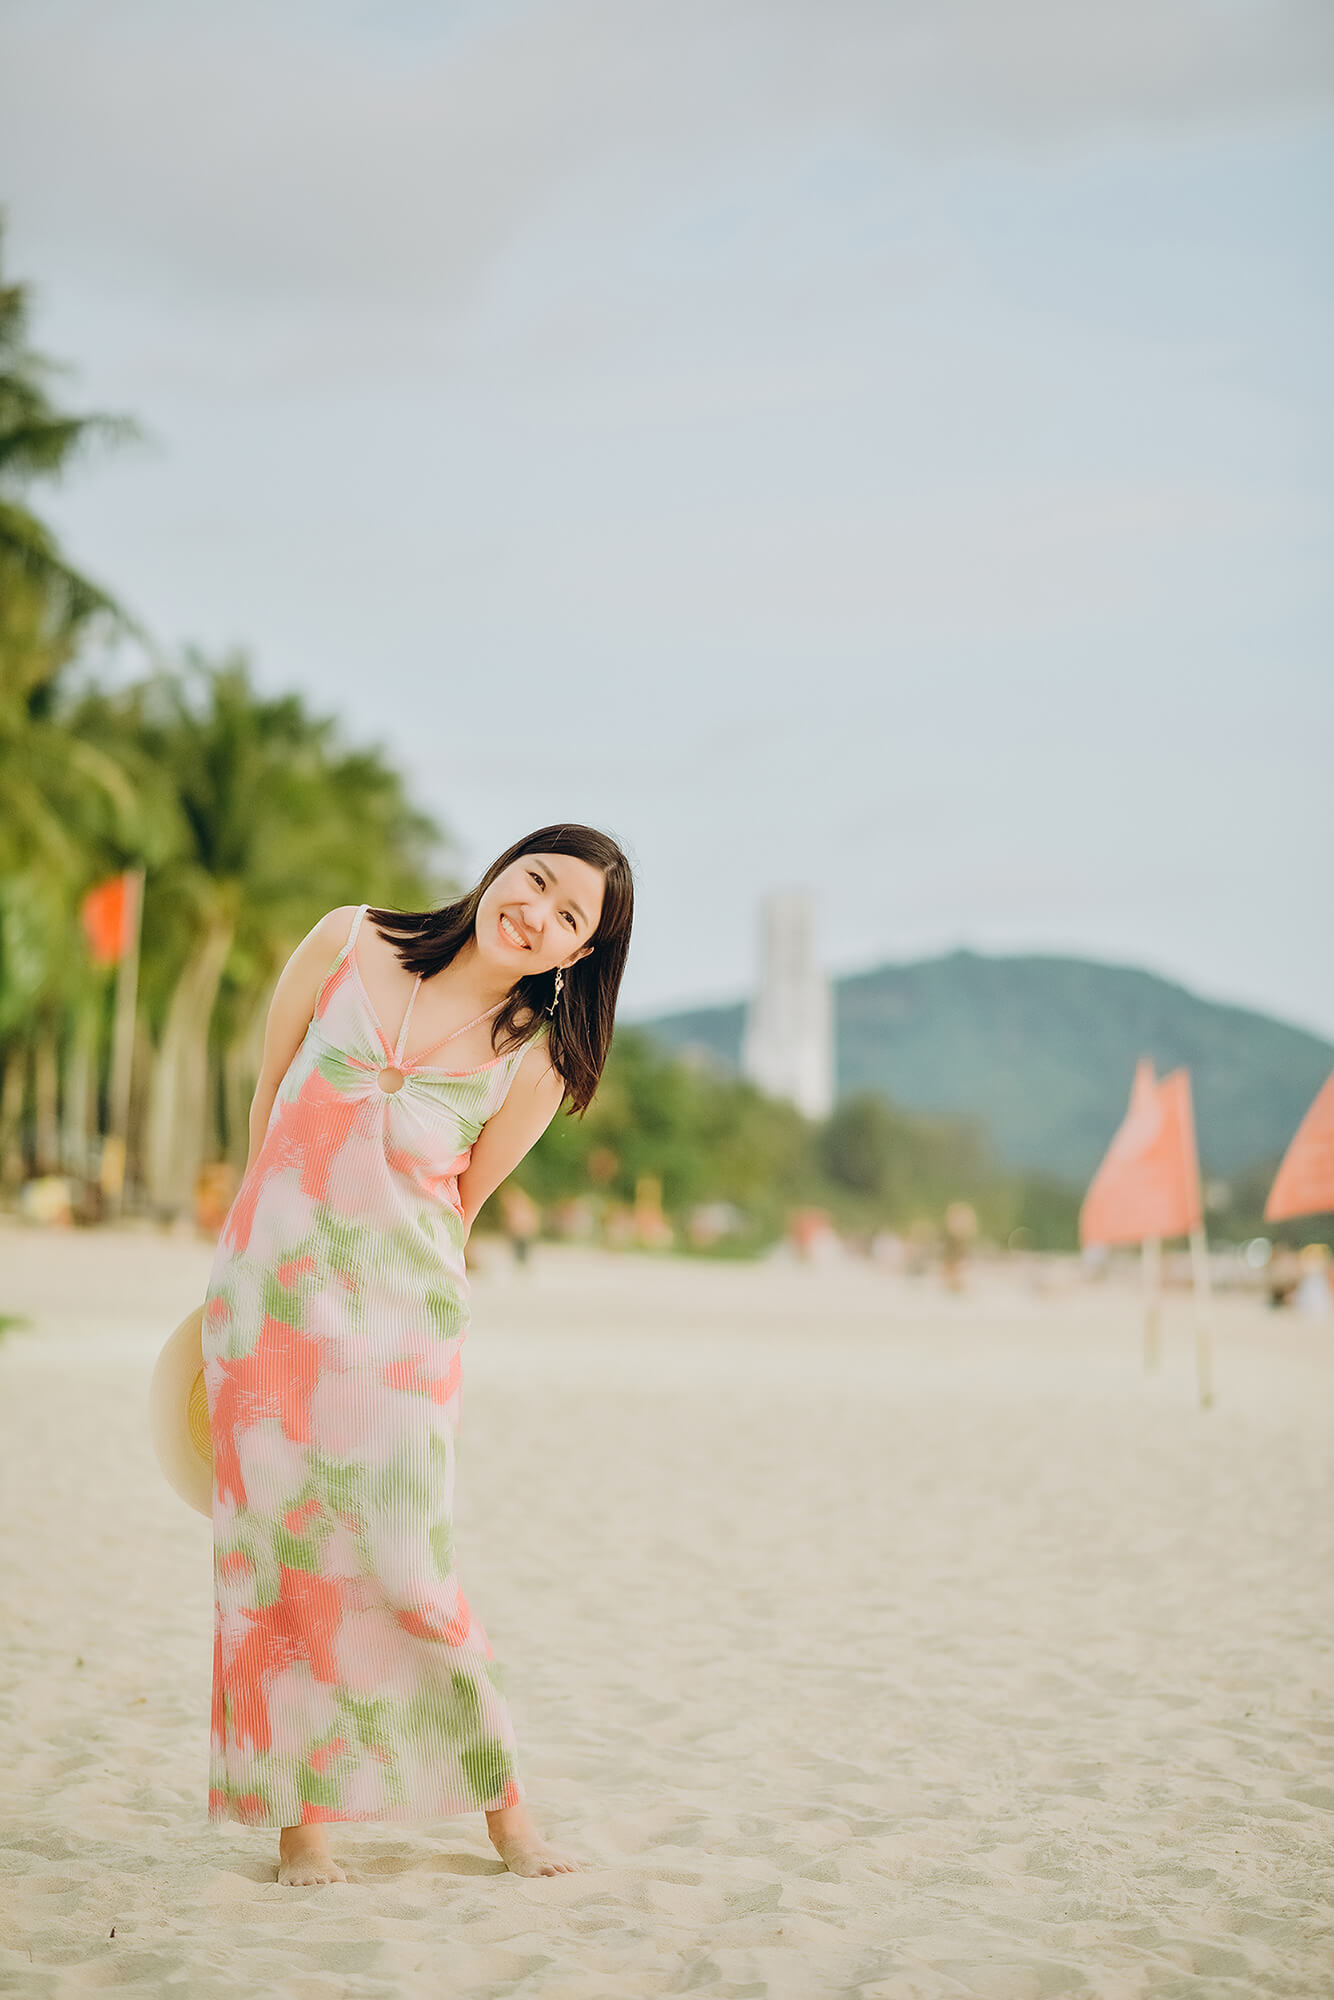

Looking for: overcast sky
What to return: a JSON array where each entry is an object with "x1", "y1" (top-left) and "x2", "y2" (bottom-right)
[{"x1": 3, "y1": 0, "x2": 1331, "y2": 1034}]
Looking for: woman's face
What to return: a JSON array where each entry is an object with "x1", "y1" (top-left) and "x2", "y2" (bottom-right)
[{"x1": 474, "y1": 850, "x2": 606, "y2": 981}]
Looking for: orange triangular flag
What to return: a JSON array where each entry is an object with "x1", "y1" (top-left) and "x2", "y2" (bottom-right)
[
  {"x1": 1080, "y1": 1060, "x2": 1203, "y2": 1247},
  {"x1": 1080, "y1": 1059, "x2": 1159, "y2": 1247},
  {"x1": 1155, "y1": 1068, "x2": 1203, "y2": 1240},
  {"x1": 80, "y1": 873, "x2": 133, "y2": 966},
  {"x1": 1265, "y1": 1073, "x2": 1334, "y2": 1222}
]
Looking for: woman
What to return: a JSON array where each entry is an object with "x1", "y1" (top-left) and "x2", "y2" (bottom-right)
[{"x1": 201, "y1": 823, "x2": 633, "y2": 1886}]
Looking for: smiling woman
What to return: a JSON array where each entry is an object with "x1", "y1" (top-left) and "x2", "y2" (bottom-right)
[{"x1": 199, "y1": 824, "x2": 634, "y2": 1885}]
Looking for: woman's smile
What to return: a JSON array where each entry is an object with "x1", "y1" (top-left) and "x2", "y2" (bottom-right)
[{"x1": 499, "y1": 912, "x2": 532, "y2": 951}]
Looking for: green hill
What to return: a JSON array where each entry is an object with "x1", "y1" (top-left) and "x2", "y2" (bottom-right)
[{"x1": 638, "y1": 951, "x2": 1332, "y2": 1183}]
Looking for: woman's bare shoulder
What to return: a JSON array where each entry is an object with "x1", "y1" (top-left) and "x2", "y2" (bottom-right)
[
  {"x1": 310, "y1": 905, "x2": 361, "y2": 948},
  {"x1": 511, "y1": 1023, "x2": 561, "y2": 1096},
  {"x1": 282, "y1": 906, "x2": 360, "y2": 979}
]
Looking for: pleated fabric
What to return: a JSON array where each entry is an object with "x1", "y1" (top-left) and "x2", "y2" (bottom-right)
[{"x1": 202, "y1": 906, "x2": 542, "y2": 1828}]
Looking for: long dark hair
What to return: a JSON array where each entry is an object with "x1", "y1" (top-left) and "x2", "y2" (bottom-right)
[{"x1": 366, "y1": 824, "x2": 634, "y2": 1114}]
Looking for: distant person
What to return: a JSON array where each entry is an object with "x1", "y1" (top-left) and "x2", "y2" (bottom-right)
[
  {"x1": 942, "y1": 1201, "x2": 977, "y2": 1292},
  {"x1": 1294, "y1": 1243, "x2": 1331, "y2": 1319},
  {"x1": 500, "y1": 1182, "x2": 541, "y2": 1268},
  {"x1": 199, "y1": 828, "x2": 633, "y2": 1885},
  {"x1": 788, "y1": 1206, "x2": 837, "y2": 1262},
  {"x1": 1267, "y1": 1244, "x2": 1301, "y2": 1310}
]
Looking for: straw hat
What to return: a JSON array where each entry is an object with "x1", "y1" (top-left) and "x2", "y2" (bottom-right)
[{"x1": 150, "y1": 1304, "x2": 213, "y2": 1518}]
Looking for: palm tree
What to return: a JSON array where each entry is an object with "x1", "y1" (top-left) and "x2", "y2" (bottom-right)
[
  {"x1": 0, "y1": 221, "x2": 141, "y2": 1180},
  {"x1": 0, "y1": 217, "x2": 137, "y2": 621},
  {"x1": 70, "y1": 655, "x2": 451, "y2": 1216}
]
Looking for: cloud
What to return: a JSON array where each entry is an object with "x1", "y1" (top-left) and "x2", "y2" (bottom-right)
[{"x1": 1, "y1": 0, "x2": 1330, "y2": 315}]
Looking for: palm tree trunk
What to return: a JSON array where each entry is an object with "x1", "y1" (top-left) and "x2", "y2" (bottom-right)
[
  {"x1": 32, "y1": 1018, "x2": 59, "y2": 1176},
  {"x1": 62, "y1": 993, "x2": 98, "y2": 1179},
  {"x1": 224, "y1": 972, "x2": 275, "y2": 1165},
  {"x1": 126, "y1": 1015, "x2": 154, "y2": 1206},
  {"x1": 0, "y1": 1040, "x2": 27, "y2": 1187},
  {"x1": 145, "y1": 918, "x2": 234, "y2": 1220}
]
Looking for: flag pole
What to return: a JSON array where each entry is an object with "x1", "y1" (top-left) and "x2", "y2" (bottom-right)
[
  {"x1": 103, "y1": 867, "x2": 145, "y2": 1219},
  {"x1": 1188, "y1": 1224, "x2": 1214, "y2": 1411},
  {"x1": 1141, "y1": 1235, "x2": 1161, "y2": 1372}
]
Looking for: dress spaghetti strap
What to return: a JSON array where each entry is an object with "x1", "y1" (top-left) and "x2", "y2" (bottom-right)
[
  {"x1": 393, "y1": 973, "x2": 425, "y2": 1064},
  {"x1": 348, "y1": 902, "x2": 423, "y2": 1064}
]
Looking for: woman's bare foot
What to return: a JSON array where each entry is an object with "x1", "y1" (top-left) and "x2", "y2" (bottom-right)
[
  {"x1": 277, "y1": 1823, "x2": 348, "y2": 1887},
  {"x1": 485, "y1": 1802, "x2": 579, "y2": 1877}
]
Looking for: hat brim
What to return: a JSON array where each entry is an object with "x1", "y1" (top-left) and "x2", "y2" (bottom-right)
[{"x1": 149, "y1": 1304, "x2": 213, "y2": 1519}]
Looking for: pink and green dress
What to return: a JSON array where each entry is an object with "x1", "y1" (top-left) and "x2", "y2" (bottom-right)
[{"x1": 202, "y1": 905, "x2": 543, "y2": 1828}]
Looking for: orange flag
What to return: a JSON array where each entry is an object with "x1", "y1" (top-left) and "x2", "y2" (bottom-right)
[
  {"x1": 1080, "y1": 1059, "x2": 1203, "y2": 1247},
  {"x1": 80, "y1": 873, "x2": 135, "y2": 966},
  {"x1": 1265, "y1": 1073, "x2": 1334, "y2": 1222}
]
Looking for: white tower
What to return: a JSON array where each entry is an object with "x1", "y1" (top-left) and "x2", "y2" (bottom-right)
[{"x1": 741, "y1": 890, "x2": 834, "y2": 1120}]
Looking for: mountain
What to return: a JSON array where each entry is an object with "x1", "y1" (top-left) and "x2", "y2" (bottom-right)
[{"x1": 637, "y1": 951, "x2": 1333, "y2": 1183}]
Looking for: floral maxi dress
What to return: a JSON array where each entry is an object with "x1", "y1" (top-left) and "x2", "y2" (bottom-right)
[{"x1": 202, "y1": 905, "x2": 540, "y2": 1828}]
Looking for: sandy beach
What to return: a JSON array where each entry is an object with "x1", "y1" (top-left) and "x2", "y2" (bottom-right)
[{"x1": 1, "y1": 1223, "x2": 1331, "y2": 1999}]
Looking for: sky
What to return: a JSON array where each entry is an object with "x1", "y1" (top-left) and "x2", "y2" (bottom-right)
[{"x1": 2, "y1": 0, "x2": 1332, "y2": 1035}]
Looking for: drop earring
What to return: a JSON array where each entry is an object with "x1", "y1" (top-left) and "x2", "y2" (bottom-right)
[{"x1": 549, "y1": 966, "x2": 564, "y2": 1016}]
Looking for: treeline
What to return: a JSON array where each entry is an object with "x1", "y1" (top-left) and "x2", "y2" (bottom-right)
[{"x1": 4, "y1": 658, "x2": 448, "y2": 1208}]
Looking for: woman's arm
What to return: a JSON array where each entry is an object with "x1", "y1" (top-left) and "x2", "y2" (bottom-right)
[
  {"x1": 455, "y1": 1042, "x2": 566, "y2": 1240},
  {"x1": 243, "y1": 907, "x2": 357, "y2": 1175}
]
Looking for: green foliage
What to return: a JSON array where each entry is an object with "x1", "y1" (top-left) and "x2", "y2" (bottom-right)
[
  {"x1": 66, "y1": 651, "x2": 447, "y2": 1027},
  {"x1": 511, "y1": 1030, "x2": 1082, "y2": 1254},
  {"x1": 514, "y1": 1029, "x2": 816, "y2": 1243},
  {"x1": 823, "y1": 1091, "x2": 989, "y2": 1217},
  {"x1": 1004, "y1": 1175, "x2": 1083, "y2": 1253}
]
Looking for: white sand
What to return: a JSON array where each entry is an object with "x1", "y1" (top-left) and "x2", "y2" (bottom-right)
[{"x1": 1, "y1": 1222, "x2": 1331, "y2": 1999}]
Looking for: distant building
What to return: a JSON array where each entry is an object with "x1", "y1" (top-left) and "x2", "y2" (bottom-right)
[{"x1": 741, "y1": 891, "x2": 834, "y2": 1120}]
